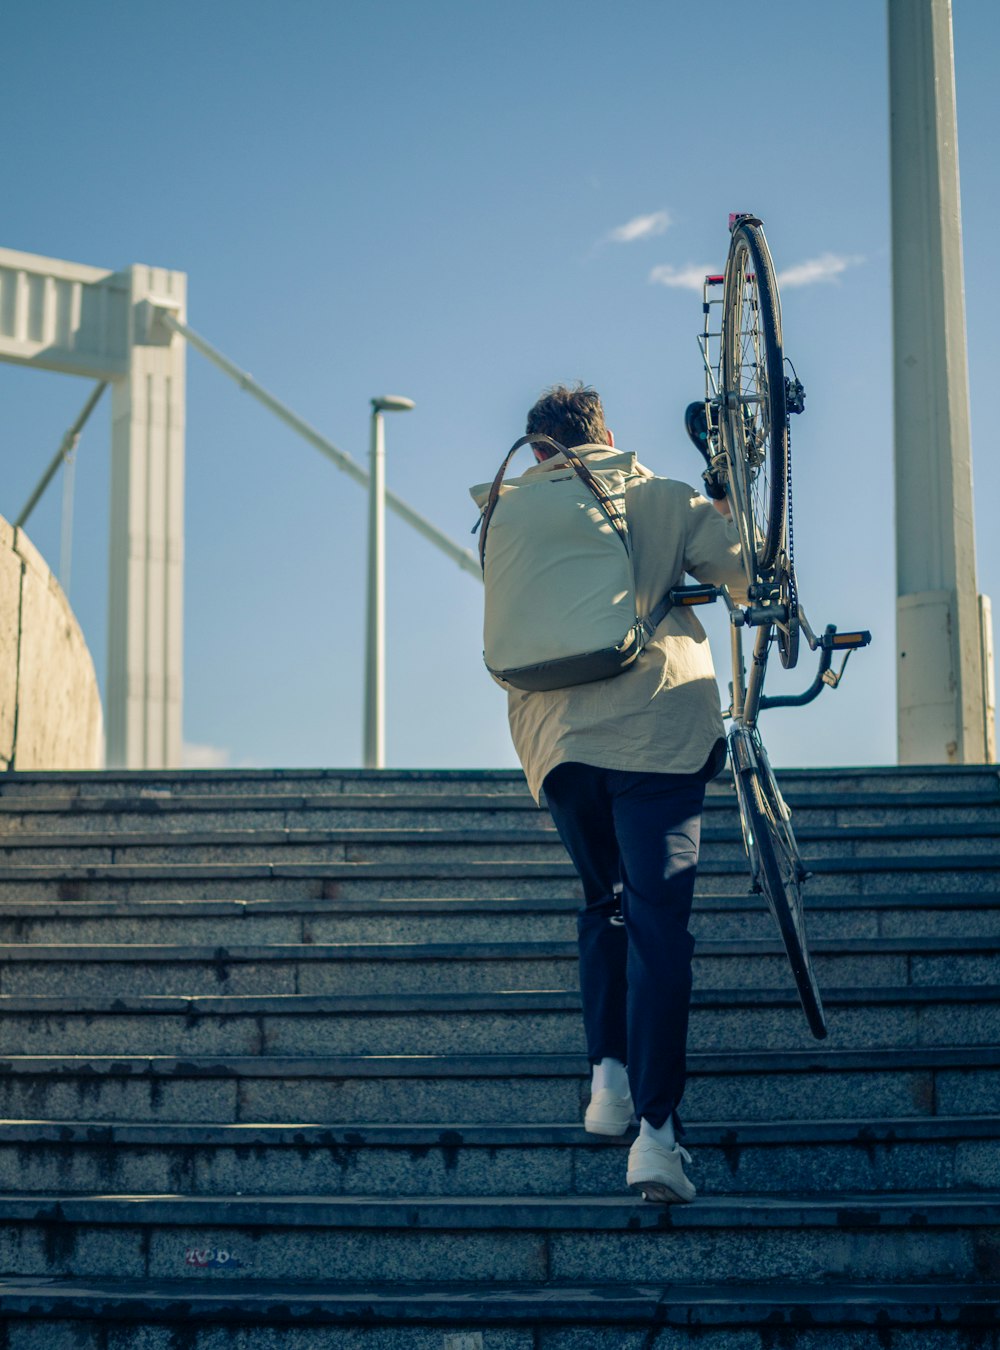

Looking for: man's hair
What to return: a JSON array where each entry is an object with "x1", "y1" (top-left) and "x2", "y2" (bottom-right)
[{"x1": 525, "y1": 384, "x2": 610, "y2": 457}]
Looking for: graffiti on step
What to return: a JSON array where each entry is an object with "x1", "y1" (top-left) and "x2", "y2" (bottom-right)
[{"x1": 184, "y1": 1247, "x2": 243, "y2": 1269}]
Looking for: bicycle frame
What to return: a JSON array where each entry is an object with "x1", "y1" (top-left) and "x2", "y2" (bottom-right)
[
  {"x1": 669, "y1": 584, "x2": 868, "y2": 918},
  {"x1": 680, "y1": 214, "x2": 872, "y2": 1038}
]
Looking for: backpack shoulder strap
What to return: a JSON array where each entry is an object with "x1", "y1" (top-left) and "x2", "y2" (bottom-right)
[
  {"x1": 560, "y1": 444, "x2": 630, "y2": 549},
  {"x1": 478, "y1": 435, "x2": 630, "y2": 571},
  {"x1": 641, "y1": 590, "x2": 674, "y2": 639}
]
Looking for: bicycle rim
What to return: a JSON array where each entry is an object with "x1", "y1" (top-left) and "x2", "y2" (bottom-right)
[
  {"x1": 739, "y1": 758, "x2": 827, "y2": 1040},
  {"x1": 721, "y1": 223, "x2": 788, "y2": 574}
]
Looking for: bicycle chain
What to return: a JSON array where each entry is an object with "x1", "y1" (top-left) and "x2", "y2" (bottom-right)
[
  {"x1": 785, "y1": 412, "x2": 796, "y2": 605},
  {"x1": 783, "y1": 405, "x2": 799, "y2": 663}
]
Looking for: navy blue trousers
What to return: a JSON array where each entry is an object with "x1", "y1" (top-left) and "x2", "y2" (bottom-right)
[{"x1": 542, "y1": 761, "x2": 706, "y2": 1133}]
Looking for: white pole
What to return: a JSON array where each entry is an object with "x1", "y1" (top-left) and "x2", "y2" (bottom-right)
[
  {"x1": 888, "y1": 0, "x2": 994, "y2": 763},
  {"x1": 364, "y1": 407, "x2": 386, "y2": 769},
  {"x1": 363, "y1": 395, "x2": 415, "y2": 768}
]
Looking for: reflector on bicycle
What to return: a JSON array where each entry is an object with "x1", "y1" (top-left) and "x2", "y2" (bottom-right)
[
  {"x1": 668, "y1": 585, "x2": 719, "y2": 606},
  {"x1": 830, "y1": 631, "x2": 872, "y2": 649}
]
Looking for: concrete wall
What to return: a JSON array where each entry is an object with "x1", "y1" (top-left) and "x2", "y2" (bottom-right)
[{"x1": 0, "y1": 515, "x2": 103, "y2": 770}]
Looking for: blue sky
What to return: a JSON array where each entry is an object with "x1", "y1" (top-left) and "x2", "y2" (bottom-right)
[{"x1": 3, "y1": 0, "x2": 998, "y2": 771}]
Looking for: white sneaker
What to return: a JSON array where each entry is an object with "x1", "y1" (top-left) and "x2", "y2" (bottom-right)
[
  {"x1": 626, "y1": 1134, "x2": 696, "y2": 1202},
  {"x1": 584, "y1": 1088, "x2": 635, "y2": 1136}
]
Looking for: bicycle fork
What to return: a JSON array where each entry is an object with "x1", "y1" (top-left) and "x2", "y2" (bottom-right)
[
  {"x1": 728, "y1": 724, "x2": 807, "y2": 890},
  {"x1": 728, "y1": 727, "x2": 764, "y2": 893}
]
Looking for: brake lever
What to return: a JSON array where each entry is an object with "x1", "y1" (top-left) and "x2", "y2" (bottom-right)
[{"x1": 822, "y1": 647, "x2": 860, "y2": 689}]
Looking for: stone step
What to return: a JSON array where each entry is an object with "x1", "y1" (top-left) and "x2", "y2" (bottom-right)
[
  {"x1": 0, "y1": 1045, "x2": 991, "y2": 1125},
  {"x1": 2, "y1": 891, "x2": 998, "y2": 945},
  {"x1": 0, "y1": 764, "x2": 995, "y2": 800},
  {"x1": 0, "y1": 821, "x2": 998, "y2": 869},
  {"x1": 2, "y1": 1277, "x2": 998, "y2": 1348},
  {"x1": 0, "y1": 854, "x2": 996, "y2": 903},
  {"x1": 2, "y1": 936, "x2": 999, "y2": 997},
  {"x1": 0, "y1": 985, "x2": 996, "y2": 1057},
  {"x1": 0, "y1": 788, "x2": 997, "y2": 836},
  {"x1": 2, "y1": 763, "x2": 996, "y2": 1348},
  {"x1": 0, "y1": 769, "x2": 538, "y2": 800},
  {"x1": 1, "y1": 1190, "x2": 998, "y2": 1283},
  {"x1": 0, "y1": 1114, "x2": 995, "y2": 1198}
]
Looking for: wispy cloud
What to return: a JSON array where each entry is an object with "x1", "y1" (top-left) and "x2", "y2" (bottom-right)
[
  {"x1": 608, "y1": 210, "x2": 672, "y2": 244},
  {"x1": 648, "y1": 251, "x2": 864, "y2": 294},
  {"x1": 778, "y1": 252, "x2": 864, "y2": 288},
  {"x1": 182, "y1": 741, "x2": 231, "y2": 769},
  {"x1": 648, "y1": 263, "x2": 717, "y2": 291}
]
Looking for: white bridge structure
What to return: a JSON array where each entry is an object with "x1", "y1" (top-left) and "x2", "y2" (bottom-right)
[
  {"x1": 0, "y1": 251, "x2": 186, "y2": 769},
  {"x1": 0, "y1": 249, "x2": 480, "y2": 771},
  {"x1": 0, "y1": 0, "x2": 994, "y2": 771}
]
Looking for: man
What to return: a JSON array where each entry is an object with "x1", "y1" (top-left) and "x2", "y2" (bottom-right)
[{"x1": 503, "y1": 384, "x2": 746, "y2": 1203}]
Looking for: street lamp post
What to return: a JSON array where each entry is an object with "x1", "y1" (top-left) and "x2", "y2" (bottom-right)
[{"x1": 364, "y1": 395, "x2": 415, "y2": 769}]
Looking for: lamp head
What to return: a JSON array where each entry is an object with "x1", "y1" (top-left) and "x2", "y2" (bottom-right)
[{"x1": 371, "y1": 395, "x2": 415, "y2": 413}]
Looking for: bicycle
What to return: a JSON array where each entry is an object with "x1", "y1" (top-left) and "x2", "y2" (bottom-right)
[{"x1": 676, "y1": 214, "x2": 871, "y2": 1041}]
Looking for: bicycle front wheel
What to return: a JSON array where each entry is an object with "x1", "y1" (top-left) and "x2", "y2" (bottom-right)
[
  {"x1": 721, "y1": 219, "x2": 788, "y2": 574},
  {"x1": 737, "y1": 751, "x2": 827, "y2": 1040}
]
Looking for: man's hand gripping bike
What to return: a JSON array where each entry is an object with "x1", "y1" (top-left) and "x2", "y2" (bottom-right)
[{"x1": 676, "y1": 214, "x2": 871, "y2": 1040}]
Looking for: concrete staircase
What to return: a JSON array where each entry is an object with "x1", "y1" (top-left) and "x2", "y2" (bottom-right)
[{"x1": 0, "y1": 764, "x2": 997, "y2": 1347}]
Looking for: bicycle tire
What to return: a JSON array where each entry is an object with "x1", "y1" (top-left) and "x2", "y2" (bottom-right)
[
  {"x1": 721, "y1": 221, "x2": 788, "y2": 574},
  {"x1": 739, "y1": 759, "x2": 827, "y2": 1040}
]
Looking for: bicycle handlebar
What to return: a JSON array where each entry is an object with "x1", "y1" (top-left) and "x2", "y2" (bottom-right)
[
  {"x1": 666, "y1": 586, "x2": 871, "y2": 708},
  {"x1": 758, "y1": 623, "x2": 834, "y2": 710},
  {"x1": 760, "y1": 613, "x2": 871, "y2": 710}
]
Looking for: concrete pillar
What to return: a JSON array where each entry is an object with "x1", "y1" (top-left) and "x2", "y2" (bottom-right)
[
  {"x1": 106, "y1": 266, "x2": 186, "y2": 769},
  {"x1": 889, "y1": 0, "x2": 995, "y2": 764}
]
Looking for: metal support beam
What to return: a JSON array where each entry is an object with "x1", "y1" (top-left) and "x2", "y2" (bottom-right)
[
  {"x1": 15, "y1": 381, "x2": 107, "y2": 529},
  {"x1": 889, "y1": 0, "x2": 995, "y2": 763},
  {"x1": 153, "y1": 309, "x2": 482, "y2": 582}
]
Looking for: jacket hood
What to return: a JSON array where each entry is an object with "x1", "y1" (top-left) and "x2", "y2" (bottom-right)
[{"x1": 469, "y1": 444, "x2": 654, "y2": 506}]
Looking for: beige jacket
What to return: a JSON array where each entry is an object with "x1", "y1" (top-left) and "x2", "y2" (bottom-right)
[{"x1": 494, "y1": 446, "x2": 747, "y2": 802}]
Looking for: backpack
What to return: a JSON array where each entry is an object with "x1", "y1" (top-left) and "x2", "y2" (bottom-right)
[{"x1": 471, "y1": 435, "x2": 673, "y2": 692}]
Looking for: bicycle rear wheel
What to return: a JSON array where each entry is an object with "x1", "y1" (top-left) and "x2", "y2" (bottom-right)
[
  {"x1": 721, "y1": 219, "x2": 788, "y2": 574},
  {"x1": 732, "y1": 736, "x2": 827, "y2": 1039}
]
